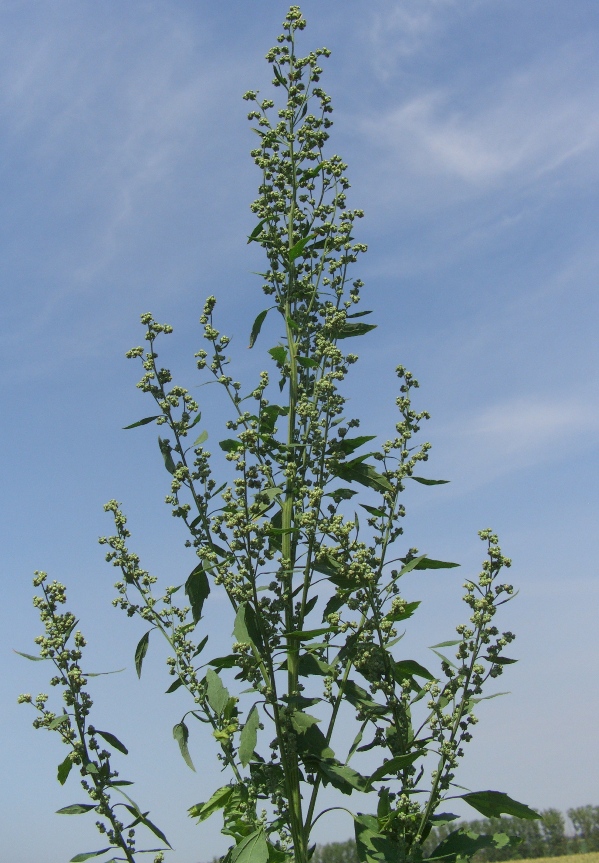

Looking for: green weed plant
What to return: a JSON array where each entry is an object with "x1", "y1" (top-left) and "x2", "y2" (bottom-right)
[{"x1": 18, "y1": 8, "x2": 540, "y2": 863}]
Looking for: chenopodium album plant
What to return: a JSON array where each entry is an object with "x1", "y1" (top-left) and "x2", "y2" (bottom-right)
[{"x1": 19, "y1": 7, "x2": 542, "y2": 863}]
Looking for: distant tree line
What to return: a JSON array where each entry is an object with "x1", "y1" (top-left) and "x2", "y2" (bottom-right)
[{"x1": 309, "y1": 806, "x2": 599, "y2": 863}]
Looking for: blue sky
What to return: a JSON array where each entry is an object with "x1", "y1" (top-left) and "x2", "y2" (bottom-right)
[{"x1": 2, "y1": 2, "x2": 598, "y2": 862}]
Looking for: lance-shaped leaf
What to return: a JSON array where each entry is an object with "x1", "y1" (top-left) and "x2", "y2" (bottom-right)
[
  {"x1": 400, "y1": 556, "x2": 460, "y2": 570},
  {"x1": 290, "y1": 711, "x2": 321, "y2": 734},
  {"x1": 13, "y1": 649, "x2": 47, "y2": 661},
  {"x1": 332, "y1": 435, "x2": 376, "y2": 455},
  {"x1": 231, "y1": 828, "x2": 269, "y2": 863},
  {"x1": 249, "y1": 309, "x2": 269, "y2": 348},
  {"x1": 185, "y1": 563, "x2": 210, "y2": 624},
  {"x1": 123, "y1": 416, "x2": 161, "y2": 430},
  {"x1": 134, "y1": 630, "x2": 151, "y2": 678},
  {"x1": 283, "y1": 627, "x2": 335, "y2": 641},
  {"x1": 233, "y1": 603, "x2": 263, "y2": 651},
  {"x1": 247, "y1": 216, "x2": 269, "y2": 244},
  {"x1": 173, "y1": 721, "x2": 195, "y2": 771},
  {"x1": 165, "y1": 677, "x2": 184, "y2": 694},
  {"x1": 189, "y1": 785, "x2": 233, "y2": 822},
  {"x1": 288, "y1": 234, "x2": 315, "y2": 262},
  {"x1": 239, "y1": 704, "x2": 260, "y2": 767},
  {"x1": 57, "y1": 755, "x2": 73, "y2": 785},
  {"x1": 158, "y1": 437, "x2": 177, "y2": 474},
  {"x1": 48, "y1": 714, "x2": 70, "y2": 730},
  {"x1": 459, "y1": 791, "x2": 541, "y2": 819},
  {"x1": 408, "y1": 476, "x2": 450, "y2": 486},
  {"x1": 56, "y1": 804, "x2": 96, "y2": 815},
  {"x1": 354, "y1": 813, "x2": 404, "y2": 863},
  {"x1": 94, "y1": 729, "x2": 128, "y2": 755},
  {"x1": 393, "y1": 659, "x2": 436, "y2": 682},
  {"x1": 206, "y1": 668, "x2": 230, "y2": 715},
  {"x1": 429, "y1": 828, "x2": 519, "y2": 863},
  {"x1": 366, "y1": 751, "x2": 425, "y2": 787},
  {"x1": 386, "y1": 601, "x2": 421, "y2": 623},
  {"x1": 70, "y1": 849, "x2": 113, "y2": 862},
  {"x1": 336, "y1": 322, "x2": 377, "y2": 339},
  {"x1": 220, "y1": 438, "x2": 244, "y2": 453},
  {"x1": 334, "y1": 460, "x2": 393, "y2": 493},
  {"x1": 318, "y1": 760, "x2": 368, "y2": 794},
  {"x1": 193, "y1": 429, "x2": 209, "y2": 447}
]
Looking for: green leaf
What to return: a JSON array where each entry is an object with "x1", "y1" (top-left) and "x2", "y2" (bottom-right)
[
  {"x1": 134, "y1": 630, "x2": 151, "y2": 678},
  {"x1": 398, "y1": 554, "x2": 429, "y2": 575},
  {"x1": 165, "y1": 677, "x2": 184, "y2": 694},
  {"x1": 13, "y1": 649, "x2": 47, "y2": 661},
  {"x1": 296, "y1": 723, "x2": 335, "y2": 763},
  {"x1": 48, "y1": 714, "x2": 70, "y2": 730},
  {"x1": 173, "y1": 721, "x2": 195, "y2": 771},
  {"x1": 56, "y1": 804, "x2": 96, "y2": 815},
  {"x1": 268, "y1": 345, "x2": 287, "y2": 365},
  {"x1": 158, "y1": 437, "x2": 177, "y2": 474},
  {"x1": 485, "y1": 655, "x2": 518, "y2": 665},
  {"x1": 189, "y1": 411, "x2": 203, "y2": 429},
  {"x1": 301, "y1": 163, "x2": 325, "y2": 180},
  {"x1": 239, "y1": 704, "x2": 260, "y2": 767},
  {"x1": 393, "y1": 659, "x2": 436, "y2": 681},
  {"x1": 123, "y1": 416, "x2": 161, "y2": 430},
  {"x1": 325, "y1": 488, "x2": 358, "y2": 503},
  {"x1": 193, "y1": 429, "x2": 209, "y2": 447},
  {"x1": 429, "y1": 640, "x2": 461, "y2": 649},
  {"x1": 70, "y1": 849, "x2": 113, "y2": 862},
  {"x1": 400, "y1": 556, "x2": 460, "y2": 570},
  {"x1": 296, "y1": 355, "x2": 319, "y2": 368},
  {"x1": 319, "y1": 761, "x2": 368, "y2": 794},
  {"x1": 185, "y1": 563, "x2": 210, "y2": 624},
  {"x1": 408, "y1": 476, "x2": 450, "y2": 486},
  {"x1": 249, "y1": 309, "x2": 269, "y2": 348},
  {"x1": 57, "y1": 755, "x2": 73, "y2": 785},
  {"x1": 208, "y1": 654, "x2": 238, "y2": 670},
  {"x1": 188, "y1": 785, "x2": 233, "y2": 822},
  {"x1": 367, "y1": 751, "x2": 425, "y2": 786},
  {"x1": 231, "y1": 828, "x2": 269, "y2": 863},
  {"x1": 290, "y1": 711, "x2": 321, "y2": 734},
  {"x1": 460, "y1": 791, "x2": 541, "y2": 819},
  {"x1": 84, "y1": 762, "x2": 99, "y2": 774},
  {"x1": 220, "y1": 438, "x2": 244, "y2": 453},
  {"x1": 138, "y1": 813, "x2": 171, "y2": 848},
  {"x1": 283, "y1": 627, "x2": 334, "y2": 641},
  {"x1": 206, "y1": 668, "x2": 230, "y2": 715},
  {"x1": 288, "y1": 234, "x2": 315, "y2": 262},
  {"x1": 86, "y1": 668, "x2": 125, "y2": 677},
  {"x1": 354, "y1": 813, "x2": 404, "y2": 863},
  {"x1": 94, "y1": 729, "x2": 128, "y2": 755},
  {"x1": 247, "y1": 216, "x2": 269, "y2": 244},
  {"x1": 360, "y1": 504, "x2": 386, "y2": 518},
  {"x1": 233, "y1": 603, "x2": 263, "y2": 650},
  {"x1": 333, "y1": 435, "x2": 377, "y2": 455},
  {"x1": 336, "y1": 322, "x2": 377, "y2": 339},
  {"x1": 334, "y1": 461, "x2": 393, "y2": 493},
  {"x1": 386, "y1": 601, "x2": 421, "y2": 623}
]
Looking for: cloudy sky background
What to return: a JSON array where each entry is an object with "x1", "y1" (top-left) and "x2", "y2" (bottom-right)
[{"x1": 2, "y1": 2, "x2": 598, "y2": 862}]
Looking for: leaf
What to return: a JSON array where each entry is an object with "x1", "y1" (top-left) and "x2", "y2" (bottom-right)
[
  {"x1": 13, "y1": 649, "x2": 47, "y2": 661},
  {"x1": 185, "y1": 564, "x2": 210, "y2": 624},
  {"x1": 173, "y1": 721, "x2": 195, "y2": 771},
  {"x1": 249, "y1": 309, "x2": 269, "y2": 348},
  {"x1": 165, "y1": 677, "x2": 184, "y2": 694},
  {"x1": 360, "y1": 504, "x2": 386, "y2": 518},
  {"x1": 408, "y1": 476, "x2": 450, "y2": 486},
  {"x1": 393, "y1": 659, "x2": 436, "y2": 681},
  {"x1": 231, "y1": 828, "x2": 269, "y2": 863},
  {"x1": 239, "y1": 704, "x2": 260, "y2": 767},
  {"x1": 70, "y1": 850, "x2": 113, "y2": 862},
  {"x1": 318, "y1": 761, "x2": 368, "y2": 794},
  {"x1": 399, "y1": 555, "x2": 429, "y2": 575},
  {"x1": 268, "y1": 345, "x2": 287, "y2": 365},
  {"x1": 334, "y1": 435, "x2": 376, "y2": 455},
  {"x1": 386, "y1": 601, "x2": 421, "y2": 623},
  {"x1": 158, "y1": 437, "x2": 177, "y2": 474},
  {"x1": 460, "y1": 791, "x2": 541, "y2": 819},
  {"x1": 336, "y1": 322, "x2": 377, "y2": 339},
  {"x1": 334, "y1": 461, "x2": 393, "y2": 493},
  {"x1": 296, "y1": 355, "x2": 319, "y2": 368},
  {"x1": 296, "y1": 723, "x2": 335, "y2": 763},
  {"x1": 57, "y1": 755, "x2": 73, "y2": 785},
  {"x1": 86, "y1": 668, "x2": 125, "y2": 677},
  {"x1": 188, "y1": 785, "x2": 233, "y2": 822},
  {"x1": 134, "y1": 630, "x2": 151, "y2": 678},
  {"x1": 48, "y1": 714, "x2": 70, "y2": 729},
  {"x1": 400, "y1": 556, "x2": 460, "y2": 570},
  {"x1": 429, "y1": 640, "x2": 462, "y2": 649},
  {"x1": 137, "y1": 813, "x2": 172, "y2": 848},
  {"x1": 288, "y1": 234, "x2": 315, "y2": 262},
  {"x1": 56, "y1": 804, "x2": 96, "y2": 815},
  {"x1": 283, "y1": 627, "x2": 334, "y2": 641},
  {"x1": 290, "y1": 711, "x2": 321, "y2": 734},
  {"x1": 247, "y1": 216, "x2": 269, "y2": 244},
  {"x1": 123, "y1": 416, "x2": 161, "y2": 430},
  {"x1": 208, "y1": 654, "x2": 238, "y2": 670},
  {"x1": 354, "y1": 813, "x2": 404, "y2": 863},
  {"x1": 94, "y1": 729, "x2": 128, "y2": 755},
  {"x1": 301, "y1": 163, "x2": 324, "y2": 180},
  {"x1": 367, "y1": 751, "x2": 425, "y2": 786},
  {"x1": 220, "y1": 438, "x2": 244, "y2": 453},
  {"x1": 233, "y1": 603, "x2": 263, "y2": 650},
  {"x1": 325, "y1": 487, "x2": 358, "y2": 503},
  {"x1": 193, "y1": 429, "x2": 209, "y2": 447},
  {"x1": 485, "y1": 655, "x2": 518, "y2": 665},
  {"x1": 206, "y1": 668, "x2": 230, "y2": 715}
]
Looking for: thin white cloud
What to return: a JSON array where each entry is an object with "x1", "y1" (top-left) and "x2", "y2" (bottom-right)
[{"x1": 359, "y1": 40, "x2": 599, "y2": 194}]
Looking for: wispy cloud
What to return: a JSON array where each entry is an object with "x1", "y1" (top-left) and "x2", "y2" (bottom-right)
[{"x1": 358, "y1": 40, "x2": 599, "y2": 199}]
